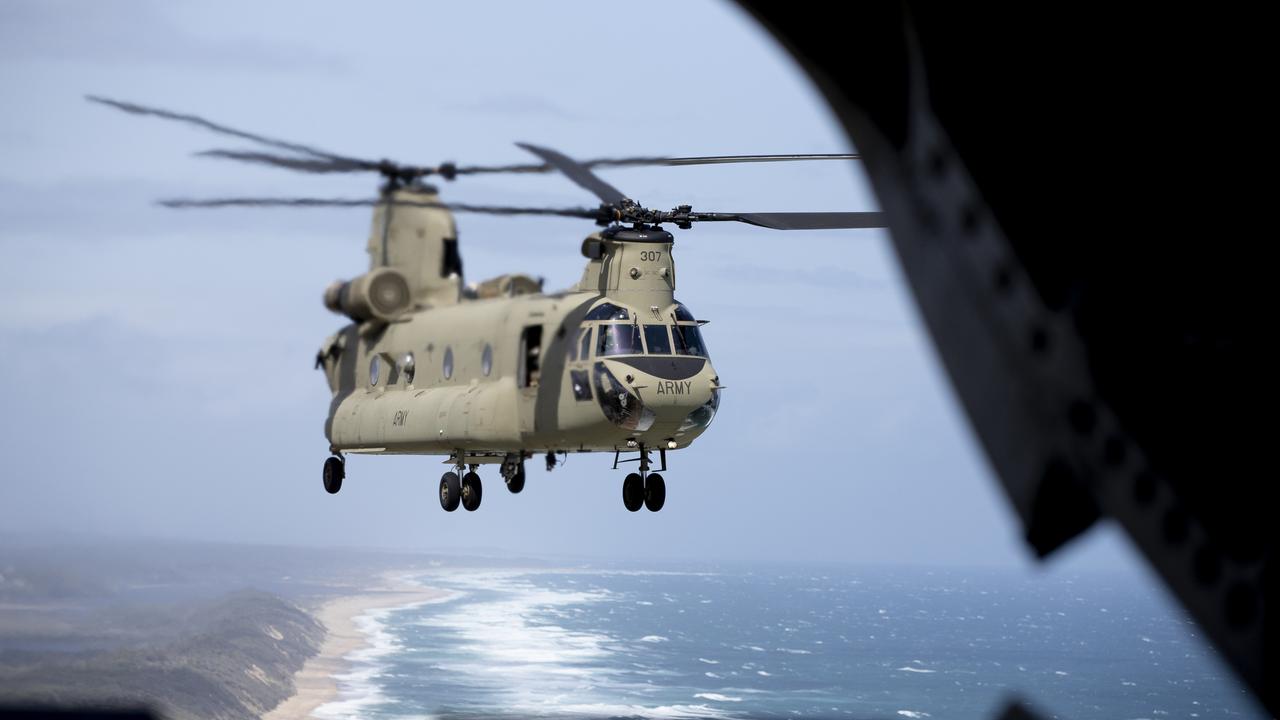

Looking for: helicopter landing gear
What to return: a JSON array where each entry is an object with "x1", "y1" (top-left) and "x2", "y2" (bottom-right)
[
  {"x1": 439, "y1": 471, "x2": 461, "y2": 512},
  {"x1": 461, "y1": 470, "x2": 483, "y2": 511},
  {"x1": 323, "y1": 454, "x2": 345, "y2": 494},
  {"x1": 501, "y1": 454, "x2": 526, "y2": 494},
  {"x1": 623, "y1": 473, "x2": 645, "y2": 511},
  {"x1": 615, "y1": 446, "x2": 667, "y2": 512},
  {"x1": 644, "y1": 473, "x2": 665, "y2": 512}
]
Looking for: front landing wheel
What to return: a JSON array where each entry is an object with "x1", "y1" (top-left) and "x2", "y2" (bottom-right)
[
  {"x1": 461, "y1": 472, "x2": 483, "y2": 511},
  {"x1": 322, "y1": 456, "x2": 344, "y2": 495},
  {"x1": 623, "y1": 473, "x2": 645, "y2": 512},
  {"x1": 644, "y1": 473, "x2": 666, "y2": 512},
  {"x1": 439, "y1": 472, "x2": 461, "y2": 512}
]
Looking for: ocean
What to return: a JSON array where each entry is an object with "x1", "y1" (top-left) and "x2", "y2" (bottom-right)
[{"x1": 312, "y1": 565, "x2": 1263, "y2": 719}]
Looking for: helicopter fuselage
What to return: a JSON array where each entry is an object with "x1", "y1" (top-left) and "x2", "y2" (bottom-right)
[{"x1": 317, "y1": 225, "x2": 720, "y2": 467}]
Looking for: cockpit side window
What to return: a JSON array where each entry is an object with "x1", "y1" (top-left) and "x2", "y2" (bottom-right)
[
  {"x1": 672, "y1": 325, "x2": 707, "y2": 357},
  {"x1": 585, "y1": 303, "x2": 630, "y2": 321},
  {"x1": 579, "y1": 326, "x2": 593, "y2": 360},
  {"x1": 598, "y1": 324, "x2": 642, "y2": 356},
  {"x1": 672, "y1": 303, "x2": 696, "y2": 322},
  {"x1": 643, "y1": 325, "x2": 672, "y2": 355}
]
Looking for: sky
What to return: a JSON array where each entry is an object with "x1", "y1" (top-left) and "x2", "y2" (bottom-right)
[{"x1": 0, "y1": 0, "x2": 1145, "y2": 575}]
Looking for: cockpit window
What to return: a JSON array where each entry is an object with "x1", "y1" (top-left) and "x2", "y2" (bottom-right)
[
  {"x1": 672, "y1": 325, "x2": 707, "y2": 357},
  {"x1": 598, "y1": 324, "x2": 642, "y2": 356},
  {"x1": 585, "y1": 303, "x2": 630, "y2": 321},
  {"x1": 672, "y1": 303, "x2": 695, "y2": 322},
  {"x1": 579, "y1": 326, "x2": 593, "y2": 360},
  {"x1": 643, "y1": 325, "x2": 672, "y2": 355}
]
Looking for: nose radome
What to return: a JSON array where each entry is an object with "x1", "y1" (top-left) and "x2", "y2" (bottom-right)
[{"x1": 602, "y1": 357, "x2": 716, "y2": 418}]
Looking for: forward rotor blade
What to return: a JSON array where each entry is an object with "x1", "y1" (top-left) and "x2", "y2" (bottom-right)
[
  {"x1": 586, "y1": 153, "x2": 860, "y2": 168},
  {"x1": 458, "y1": 153, "x2": 863, "y2": 174},
  {"x1": 516, "y1": 143, "x2": 629, "y2": 205},
  {"x1": 701, "y1": 211, "x2": 887, "y2": 230},
  {"x1": 86, "y1": 96, "x2": 368, "y2": 164},
  {"x1": 156, "y1": 196, "x2": 599, "y2": 219}
]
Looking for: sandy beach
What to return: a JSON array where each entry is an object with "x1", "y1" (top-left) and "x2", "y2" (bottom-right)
[{"x1": 263, "y1": 575, "x2": 449, "y2": 720}]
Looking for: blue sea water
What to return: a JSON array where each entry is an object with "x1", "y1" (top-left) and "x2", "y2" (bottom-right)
[{"x1": 313, "y1": 566, "x2": 1263, "y2": 720}]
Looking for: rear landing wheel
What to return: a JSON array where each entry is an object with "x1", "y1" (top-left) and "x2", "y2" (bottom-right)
[
  {"x1": 644, "y1": 473, "x2": 666, "y2": 512},
  {"x1": 506, "y1": 463, "x2": 526, "y2": 494},
  {"x1": 622, "y1": 473, "x2": 645, "y2": 512},
  {"x1": 322, "y1": 456, "x2": 344, "y2": 494},
  {"x1": 439, "y1": 472, "x2": 460, "y2": 512},
  {"x1": 461, "y1": 472, "x2": 483, "y2": 511}
]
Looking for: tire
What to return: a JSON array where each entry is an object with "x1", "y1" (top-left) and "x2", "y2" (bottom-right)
[
  {"x1": 461, "y1": 472, "x2": 483, "y2": 511},
  {"x1": 323, "y1": 456, "x2": 344, "y2": 495},
  {"x1": 644, "y1": 473, "x2": 666, "y2": 512},
  {"x1": 506, "y1": 464, "x2": 526, "y2": 494},
  {"x1": 622, "y1": 473, "x2": 645, "y2": 512},
  {"x1": 439, "y1": 472, "x2": 461, "y2": 512}
]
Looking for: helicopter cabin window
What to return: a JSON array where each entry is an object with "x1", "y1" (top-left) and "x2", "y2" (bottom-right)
[
  {"x1": 442, "y1": 347, "x2": 454, "y2": 380},
  {"x1": 643, "y1": 325, "x2": 672, "y2": 355},
  {"x1": 672, "y1": 303, "x2": 696, "y2": 322},
  {"x1": 585, "y1": 303, "x2": 630, "y2": 321},
  {"x1": 597, "y1": 324, "x2": 641, "y2": 357},
  {"x1": 402, "y1": 353, "x2": 416, "y2": 384},
  {"x1": 579, "y1": 326, "x2": 593, "y2": 360},
  {"x1": 570, "y1": 369, "x2": 592, "y2": 401},
  {"x1": 481, "y1": 344, "x2": 493, "y2": 376},
  {"x1": 519, "y1": 326, "x2": 543, "y2": 388},
  {"x1": 672, "y1": 325, "x2": 707, "y2": 357},
  {"x1": 369, "y1": 355, "x2": 381, "y2": 387}
]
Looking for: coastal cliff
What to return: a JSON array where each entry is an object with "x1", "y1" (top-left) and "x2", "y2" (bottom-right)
[{"x1": 0, "y1": 591, "x2": 324, "y2": 719}]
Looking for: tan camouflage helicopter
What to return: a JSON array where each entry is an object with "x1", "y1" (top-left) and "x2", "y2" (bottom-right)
[{"x1": 90, "y1": 97, "x2": 885, "y2": 513}]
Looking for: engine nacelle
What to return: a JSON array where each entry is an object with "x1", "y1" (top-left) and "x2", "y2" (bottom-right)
[{"x1": 324, "y1": 267, "x2": 412, "y2": 322}]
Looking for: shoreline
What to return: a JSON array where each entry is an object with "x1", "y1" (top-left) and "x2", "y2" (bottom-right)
[{"x1": 263, "y1": 574, "x2": 450, "y2": 720}]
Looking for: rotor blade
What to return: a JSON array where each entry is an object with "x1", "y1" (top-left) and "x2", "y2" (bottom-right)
[
  {"x1": 455, "y1": 153, "x2": 863, "y2": 175},
  {"x1": 698, "y1": 211, "x2": 887, "y2": 230},
  {"x1": 196, "y1": 149, "x2": 374, "y2": 174},
  {"x1": 516, "y1": 142, "x2": 629, "y2": 205},
  {"x1": 156, "y1": 196, "x2": 599, "y2": 219},
  {"x1": 86, "y1": 96, "x2": 369, "y2": 165},
  {"x1": 193, "y1": 146, "x2": 865, "y2": 179},
  {"x1": 586, "y1": 153, "x2": 860, "y2": 168}
]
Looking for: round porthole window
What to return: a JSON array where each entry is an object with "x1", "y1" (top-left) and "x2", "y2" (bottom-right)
[
  {"x1": 402, "y1": 352, "x2": 415, "y2": 384},
  {"x1": 369, "y1": 355, "x2": 380, "y2": 387},
  {"x1": 481, "y1": 344, "x2": 493, "y2": 376},
  {"x1": 443, "y1": 347, "x2": 454, "y2": 380}
]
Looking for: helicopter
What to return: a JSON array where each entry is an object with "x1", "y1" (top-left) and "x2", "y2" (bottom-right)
[{"x1": 89, "y1": 97, "x2": 886, "y2": 513}]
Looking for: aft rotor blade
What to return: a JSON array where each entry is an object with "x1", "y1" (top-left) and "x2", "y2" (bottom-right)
[
  {"x1": 196, "y1": 149, "x2": 373, "y2": 174},
  {"x1": 86, "y1": 96, "x2": 370, "y2": 165},
  {"x1": 700, "y1": 211, "x2": 887, "y2": 230},
  {"x1": 516, "y1": 142, "x2": 629, "y2": 205},
  {"x1": 156, "y1": 196, "x2": 599, "y2": 219}
]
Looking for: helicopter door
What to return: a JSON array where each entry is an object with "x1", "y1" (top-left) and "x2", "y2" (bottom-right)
[
  {"x1": 518, "y1": 325, "x2": 543, "y2": 435},
  {"x1": 518, "y1": 325, "x2": 543, "y2": 388}
]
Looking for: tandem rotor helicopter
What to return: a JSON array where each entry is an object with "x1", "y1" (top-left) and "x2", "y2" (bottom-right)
[{"x1": 90, "y1": 96, "x2": 886, "y2": 514}]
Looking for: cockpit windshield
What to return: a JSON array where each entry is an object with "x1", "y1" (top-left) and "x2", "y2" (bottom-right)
[
  {"x1": 672, "y1": 325, "x2": 707, "y2": 357},
  {"x1": 643, "y1": 325, "x2": 672, "y2": 355},
  {"x1": 597, "y1": 324, "x2": 642, "y2": 356}
]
